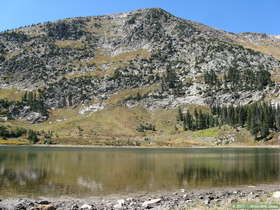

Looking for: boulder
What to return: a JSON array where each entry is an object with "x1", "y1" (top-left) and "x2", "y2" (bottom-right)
[
  {"x1": 25, "y1": 112, "x2": 48, "y2": 124},
  {"x1": 272, "y1": 191, "x2": 280, "y2": 198},
  {"x1": 113, "y1": 199, "x2": 125, "y2": 209},
  {"x1": 203, "y1": 199, "x2": 210, "y2": 205},
  {"x1": 142, "y1": 198, "x2": 161, "y2": 208},
  {"x1": 70, "y1": 204, "x2": 79, "y2": 210},
  {"x1": 30, "y1": 205, "x2": 56, "y2": 210},
  {"x1": 14, "y1": 200, "x2": 34, "y2": 210},
  {"x1": 80, "y1": 204, "x2": 92, "y2": 210},
  {"x1": 37, "y1": 201, "x2": 50, "y2": 205}
]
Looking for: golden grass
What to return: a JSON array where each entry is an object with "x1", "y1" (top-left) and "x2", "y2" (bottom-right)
[
  {"x1": 0, "y1": 88, "x2": 25, "y2": 101},
  {"x1": 0, "y1": 101, "x2": 215, "y2": 145},
  {"x1": 64, "y1": 70, "x2": 111, "y2": 79},
  {"x1": 152, "y1": 134, "x2": 206, "y2": 147},
  {"x1": 64, "y1": 63, "x2": 127, "y2": 79},
  {"x1": 270, "y1": 70, "x2": 280, "y2": 83},
  {"x1": 70, "y1": 48, "x2": 147, "y2": 79},
  {"x1": 31, "y1": 106, "x2": 149, "y2": 138},
  {"x1": 55, "y1": 40, "x2": 85, "y2": 49},
  {"x1": 192, "y1": 128, "x2": 219, "y2": 138},
  {"x1": 151, "y1": 109, "x2": 178, "y2": 134},
  {"x1": 4, "y1": 51, "x2": 21, "y2": 60},
  {"x1": 6, "y1": 104, "x2": 173, "y2": 141},
  {"x1": 193, "y1": 74, "x2": 205, "y2": 83},
  {"x1": 27, "y1": 33, "x2": 43, "y2": 38},
  {"x1": 105, "y1": 85, "x2": 159, "y2": 104},
  {"x1": 0, "y1": 102, "x2": 256, "y2": 146},
  {"x1": 85, "y1": 19, "x2": 120, "y2": 36},
  {"x1": 0, "y1": 139, "x2": 29, "y2": 145},
  {"x1": 87, "y1": 49, "x2": 151, "y2": 65},
  {"x1": 236, "y1": 40, "x2": 280, "y2": 60}
]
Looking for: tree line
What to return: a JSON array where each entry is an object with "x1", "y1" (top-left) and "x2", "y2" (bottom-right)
[
  {"x1": 178, "y1": 107, "x2": 218, "y2": 131},
  {"x1": 0, "y1": 91, "x2": 48, "y2": 119},
  {"x1": 0, "y1": 125, "x2": 54, "y2": 144},
  {"x1": 21, "y1": 91, "x2": 48, "y2": 116},
  {"x1": 0, "y1": 125, "x2": 39, "y2": 143},
  {"x1": 178, "y1": 102, "x2": 280, "y2": 139},
  {"x1": 204, "y1": 67, "x2": 273, "y2": 91}
]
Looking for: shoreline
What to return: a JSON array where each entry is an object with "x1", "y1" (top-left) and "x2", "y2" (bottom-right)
[
  {"x1": 1, "y1": 184, "x2": 280, "y2": 209},
  {"x1": 1, "y1": 143, "x2": 280, "y2": 149}
]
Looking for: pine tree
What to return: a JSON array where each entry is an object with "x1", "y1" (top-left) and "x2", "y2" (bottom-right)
[
  {"x1": 275, "y1": 105, "x2": 280, "y2": 130},
  {"x1": 260, "y1": 120, "x2": 269, "y2": 139},
  {"x1": 22, "y1": 92, "x2": 28, "y2": 102},
  {"x1": 27, "y1": 130, "x2": 39, "y2": 144},
  {"x1": 185, "y1": 111, "x2": 193, "y2": 130},
  {"x1": 177, "y1": 107, "x2": 184, "y2": 121}
]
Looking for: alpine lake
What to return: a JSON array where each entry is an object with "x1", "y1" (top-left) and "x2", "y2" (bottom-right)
[{"x1": 0, "y1": 146, "x2": 280, "y2": 198}]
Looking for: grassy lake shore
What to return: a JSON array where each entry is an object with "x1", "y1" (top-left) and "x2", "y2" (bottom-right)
[{"x1": 1, "y1": 143, "x2": 280, "y2": 149}]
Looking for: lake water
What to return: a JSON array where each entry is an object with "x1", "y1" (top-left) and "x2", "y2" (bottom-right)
[{"x1": 0, "y1": 146, "x2": 280, "y2": 198}]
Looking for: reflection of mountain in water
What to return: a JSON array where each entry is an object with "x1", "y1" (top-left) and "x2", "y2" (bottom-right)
[
  {"x1": 0, "y1": 152, "x2": 48, "y2": 193},
  {"x1": 77, "y1": 177, "x2": 103, "y2": 191},
  {"x1": 0, "y1": 147, "x2": 280, "y2": 197},
  {"x1": 176, "y1": 152, "x2": 280, "y2": 187},
  {"x1": 0, "y1": 167, "x2": 47, "y2": 187}
]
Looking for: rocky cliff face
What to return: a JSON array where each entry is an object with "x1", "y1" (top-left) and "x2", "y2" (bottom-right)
[{"x1": 0, "y1": 8, "x2": 279, "y2": 120}]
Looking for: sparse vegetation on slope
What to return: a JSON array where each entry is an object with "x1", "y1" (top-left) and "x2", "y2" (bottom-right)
[{"x1": 0, "y1": 8, "x2": 279, "y2": 146}]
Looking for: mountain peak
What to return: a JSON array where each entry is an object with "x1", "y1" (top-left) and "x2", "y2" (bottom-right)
[
  {"x1": 0, "y1": 7, "x2": 279, "y2": 112},
  {"x1": 131, "y1": 7, "x2": 171, "y2": 14},
  {"x1": 141, "y1": 7, "x2": 170, "y2": 13},
  {"x1": 125, "y1": 7, "x2": 173, "y2": 22}
]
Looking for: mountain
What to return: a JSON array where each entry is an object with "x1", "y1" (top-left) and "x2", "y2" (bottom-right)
[{"x1": 0, "y1": 8, "x2": 280, "y2": 146}]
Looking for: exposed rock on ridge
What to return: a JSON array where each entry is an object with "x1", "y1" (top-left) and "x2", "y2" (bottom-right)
[{"x1": 0, "y1": 8, "x2": 279, "y2": 115}]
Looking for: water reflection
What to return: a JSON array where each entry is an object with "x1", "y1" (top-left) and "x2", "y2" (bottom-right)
[{"x1": 0, "y1": 147, "x2": 279, "y2": 197}]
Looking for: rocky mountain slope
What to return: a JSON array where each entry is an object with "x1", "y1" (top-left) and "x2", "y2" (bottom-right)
[
  {"x1": 0, "y1": 8, "x2": 280, "y2": 145},
  {"x1": 234, "y1": 32, "x2": 280, "y2": 60}
]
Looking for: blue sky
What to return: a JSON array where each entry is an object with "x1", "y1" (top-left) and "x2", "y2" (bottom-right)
[{"x1": 1, "y1": 0, "x2": 279, "y2": 34}]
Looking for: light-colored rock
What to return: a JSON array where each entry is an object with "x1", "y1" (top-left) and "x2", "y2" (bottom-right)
[
  {"x1": 0, "y1": 116, "x2": 8, "y2": 122},
  {"x1": 272, "y1": 191, "x2": 280, "y2": 198},
  {"x1": 24, "y1": 111, "x2": 47, "y2": 124},
  {"x1": 30, "y1": 205, "x2": 56, "y2": 210},
  {"x1": 142, "y1": 198, "x2": 161, "y2": 207},
  {"x1": 79, "y1": 103, "x2": 105, "y2": 114},
  {"x1": 203, "y1": 199, "x2": 210, "y2": 205},
  {"x1": 113, "y1": 199, "x2": 125, "y2": 209},
  {"x1": 80, "y1": 204, "x2": 92, "y2": 210}
]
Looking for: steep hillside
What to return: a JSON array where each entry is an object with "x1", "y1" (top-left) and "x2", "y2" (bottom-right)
[
  {"x1": 234, "y1": 32, "x2": 280, "y2": 60},
  {"x1": 0, "y1": 8, "x2": 280, "y2": 145}
]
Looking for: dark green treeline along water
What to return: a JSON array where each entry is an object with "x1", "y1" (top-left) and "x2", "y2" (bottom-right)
[{"x1": 0, "y1": 146, "x2": 280, "y2": 198}]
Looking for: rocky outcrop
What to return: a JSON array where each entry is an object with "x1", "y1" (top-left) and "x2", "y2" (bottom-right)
[{"x1": 0, "y1": 98, "x2": 48, "y2": 123}]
